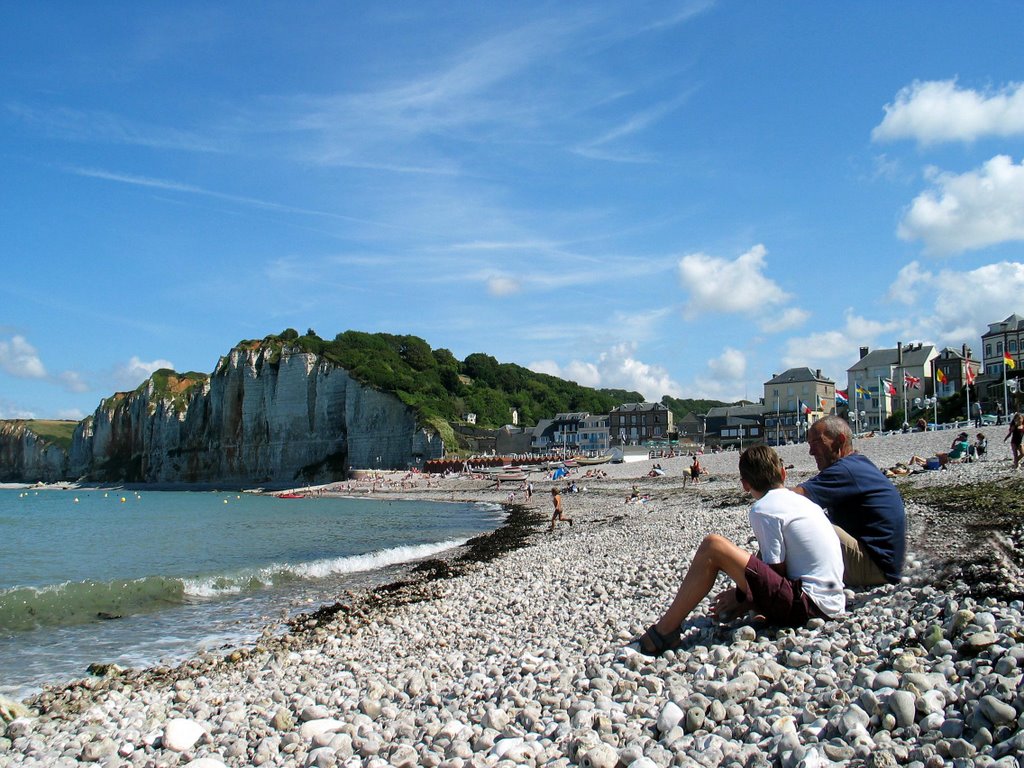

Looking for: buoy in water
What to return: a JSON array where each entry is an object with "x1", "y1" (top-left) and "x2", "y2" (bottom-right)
[{"x1": 120, "y1": 497, "x2": 126, "y2": 503}]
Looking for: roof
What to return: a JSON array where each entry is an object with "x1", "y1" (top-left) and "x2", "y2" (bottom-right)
[
  {"x1": 764, "y1": 367, "x2": 834, "y2": 385},
  {"x1": 610, "y1": 402, "x2": 668, "y2": 413},
  {"x1": 706, "y1": 404, "x2": 767, "y2": 419},
  {"x1": 984, "y1": 314, "x2": 1024, "y2": 336},
  {"x1": 849, "y1": 344, "x2": 936, "y2": 372},
  {"x1": 552, "y1": 412, "x2": 589, "y2": 421}
]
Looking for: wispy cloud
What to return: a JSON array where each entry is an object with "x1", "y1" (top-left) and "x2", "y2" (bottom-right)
[
  {"x1": 7, "y1": 103, "x2": 226, "y2": 153},
  {"x1": 573, "y1": 91, "x2": 694, "y2": 163},
  {"x1": 64, "y1": 166, "x2": 415, "y2": 232}
]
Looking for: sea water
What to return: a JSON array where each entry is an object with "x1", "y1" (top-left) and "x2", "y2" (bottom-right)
[{"x1": 0, "y1": 488, "x2": 503, "y2": 699}]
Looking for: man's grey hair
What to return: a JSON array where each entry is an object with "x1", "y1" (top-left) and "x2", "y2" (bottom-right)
[{"x1": 814, "y1": 414, "x2": 854, "y2": 443}]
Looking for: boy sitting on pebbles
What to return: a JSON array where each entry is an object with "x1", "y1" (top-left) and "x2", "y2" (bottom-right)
[{"x1": 624, "y1": 445, "x2": 845, "y2": 656}]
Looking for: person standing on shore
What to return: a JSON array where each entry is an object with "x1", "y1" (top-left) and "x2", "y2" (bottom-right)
[
  {"x1": 794, "y1": 416, "x2": 905, "y2": 587},
  {"x1": 549, "y1": 487, "x2": 572, "y2": 531},
  {"x1": 1004, "y1": 413, "x2": 1023, "y2": 469}
]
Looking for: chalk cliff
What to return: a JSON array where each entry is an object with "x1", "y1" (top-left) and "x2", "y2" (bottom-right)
[
  {"x1": 2, "y1": 343, "x2": 443, "y2": 485},
  {"x1": 0, "y1": 422, "x2": 69, "y2": 483}
]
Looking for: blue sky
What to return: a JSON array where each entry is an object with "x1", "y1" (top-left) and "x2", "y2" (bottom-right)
[{"x1": 3, "y1": 2, "x2": 1024, "y2": 420}]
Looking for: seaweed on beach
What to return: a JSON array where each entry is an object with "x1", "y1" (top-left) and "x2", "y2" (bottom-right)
[
  {"x1": 455, "y1": 504, "x2": 546, "y2": 565},
  {"x1": 902, "y1": 477, "x2": 1024, "y2": 601}
]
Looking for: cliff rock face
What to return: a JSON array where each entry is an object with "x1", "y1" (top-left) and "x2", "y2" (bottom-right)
[
  {"x1": 0, "y1": 422, "x2": 69, "y2": 483},
  {"x1": 4, "y1": 344, "x2": 442, "y2": 485}
]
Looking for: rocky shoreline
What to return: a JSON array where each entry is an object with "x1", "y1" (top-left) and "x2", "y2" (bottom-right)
[{"x1": 2, "y1": 430, "x2": 1024, "y2": 767}]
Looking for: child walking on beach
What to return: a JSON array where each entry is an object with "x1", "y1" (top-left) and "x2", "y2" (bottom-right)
[
  {"x1": 625, "y1": 445, "x2": 844, "y2": 656},
  {"x1": 549, "y1": 487, "x2": 572, "y2": 531}
]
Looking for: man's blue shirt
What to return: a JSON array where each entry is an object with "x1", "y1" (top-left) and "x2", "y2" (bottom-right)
[{"x1": 799, "y1": 453, "x2": 906, "y2": 583}]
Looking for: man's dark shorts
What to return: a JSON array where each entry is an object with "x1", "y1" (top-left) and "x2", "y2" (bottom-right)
[{"x1": 737, "y1": 554, "x2": 827, "y2": 627}]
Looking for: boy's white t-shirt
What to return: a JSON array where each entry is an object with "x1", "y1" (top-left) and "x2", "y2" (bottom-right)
[{"x1": 748, "y1": 487, "x2": 846, "y2": 617}]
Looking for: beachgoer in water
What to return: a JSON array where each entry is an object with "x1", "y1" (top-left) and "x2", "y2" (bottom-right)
[{"x1": 549, "y1": 487, "x2": 572, "y2": 531}]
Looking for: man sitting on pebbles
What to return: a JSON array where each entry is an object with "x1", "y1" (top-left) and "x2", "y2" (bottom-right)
[
  {"x1": 624, "y1": 445, "x2": 845, "y2": 656},
  {"x1": 794, "y1": 415, "x2": 905, "y2": 586}
]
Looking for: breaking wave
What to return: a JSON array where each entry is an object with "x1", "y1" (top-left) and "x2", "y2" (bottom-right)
[{"x1": 0, "y1": 538, "x2": 467, "y2": 632}]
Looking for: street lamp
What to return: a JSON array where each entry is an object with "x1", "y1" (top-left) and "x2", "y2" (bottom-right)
[
  {"x1": 850, "y1": 410, "x2": 866, "y2": 434},
  {"x1": 915, "y1": 397, "x2": 938, "y2": 429}
]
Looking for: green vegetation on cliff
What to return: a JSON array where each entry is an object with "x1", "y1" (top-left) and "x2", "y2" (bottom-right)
[
  {"x1": 248, "y1": 329, "x2": 644, "y2": 431},
  {"x1": 144, "y1": 369, "x2": 210, "y2": 413},
  {"x1": 13, "y1": 420, "x2": 77, "y2": 450}
]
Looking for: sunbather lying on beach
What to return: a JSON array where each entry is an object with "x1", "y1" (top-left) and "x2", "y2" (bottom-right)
[{"x1": 624, "y1": 446, "x2": 844, "y2": 656}]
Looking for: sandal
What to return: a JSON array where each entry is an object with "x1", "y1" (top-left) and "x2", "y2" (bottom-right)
[{"x1": 626, "y1": 623, "x2": 681, "y2": 656}]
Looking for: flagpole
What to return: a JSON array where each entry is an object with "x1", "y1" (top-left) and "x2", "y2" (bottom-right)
[
  {"x1": 852, "y1": 380, "x2": 859, "y2": 435},
  {"x1": 964, "y1": 357, "x2": 972, "y2": 430},
  {"x1": 902, "y1": 374, "x2": 908, "y2": 427},
  {"x1": 1005, "y1": 355, "x2": 1010, "y2": 420},
  {"x1": 877, "y1": 376, "x2": 884, "y2": 432}
]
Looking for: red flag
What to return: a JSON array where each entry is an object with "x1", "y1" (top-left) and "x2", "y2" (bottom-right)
[
  {"x1": 966, "y1": 366, "x2": 976, "y2": 386},
  {"x1": 936, "y1": 369, "x2": 948, "y2": 385}
]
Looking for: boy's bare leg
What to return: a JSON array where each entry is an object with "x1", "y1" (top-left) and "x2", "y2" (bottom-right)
[{"x1": 651, "y1": 534, "x2": 752, "y2": 637}]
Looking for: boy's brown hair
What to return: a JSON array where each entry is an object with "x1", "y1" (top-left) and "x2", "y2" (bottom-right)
[{"x1": 738, "y1": 445, "x2": 785, "y2": 493}]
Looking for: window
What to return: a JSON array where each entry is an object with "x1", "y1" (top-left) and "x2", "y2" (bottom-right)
[
  {"x1": 654, "y1": 427, "x2": 662, "y2": 436},
  {"x1": 1012, "y1": 340, "x2": 1018, "y2": 352},
  {"x1": 997, "y1": 342, "x2": 1004, "y2": 354},
  {"x1": 986, "y1": 344, "x2": 992, "y2": 356},
  {"x1": 750, "y1": 427, "x2": 760, "y2": 436}
]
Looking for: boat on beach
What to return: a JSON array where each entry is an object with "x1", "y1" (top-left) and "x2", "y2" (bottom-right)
[
  {"x1": 575, "y1": 453, "x2": 612, "y2": 466},
  {"x1": 276, "y1": 492, "x2": 304, "y2": 499}
]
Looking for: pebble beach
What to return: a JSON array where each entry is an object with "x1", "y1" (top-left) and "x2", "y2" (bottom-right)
[{"x1": 2, "y1": 427, "x2": 1024, "y2": 768}]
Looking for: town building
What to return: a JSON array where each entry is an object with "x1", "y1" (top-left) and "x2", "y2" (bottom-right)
[
  {"x1": 548, "y1": 412, "x2": 590, "y2": 452},
  {"x1": 846, "y1": 343, "x2": 937, "y2": 431},
  {"x1": 978, "y1": 314, "x2": 1024, "y2": 413},
  {"x1": 608, "y1": 402, "x2": 673, "y2": 445},
  {"x1": 578, "y1": 413, "x2": 611, "y2": 454},
  {"x1": 762, "y1": 367, "x2": 835, "y2": 444},
  {"x1": 703, "y1": 403, "x2": 766, "y2": 449}
]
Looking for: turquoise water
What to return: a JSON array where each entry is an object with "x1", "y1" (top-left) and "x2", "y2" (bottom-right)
[{"x1": 0, "y1": 489, "x2": 502, "y2": 699}]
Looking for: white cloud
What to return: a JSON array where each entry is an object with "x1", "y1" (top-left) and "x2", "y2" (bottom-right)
[
  {"x1": 898, "y1": 156, "x2": 1024, "y2": 254},
  {"x1": 678, "y1": 244, "x2": 799, "y2": 326},
  {"x1": 57, "y1": 370, "x2": 89, "y2": 393},
  {"x1": 528, "y1": 342, "x2": 682, "y2": 400},
  {"x1": 114, "y1": 356, "x2": 175, "y2": 389},
  {"x1": 0, "y1": 335, "x2": 47, "y2": 379},
  {"x1": 781, "y1": 311, "x2": 901, "y2": 373},
  {"x1": 873, "y1": 79, "x2": 1024, "y2": 145},
  {"x1": 527, "y1": 359, "x2": 561, "y2": 377},
  {"x1": 0, "y1": 400, "x2": 36, "y2": 419},
  {"x1": 707, "y1": 347, "x2": 746, "y2": 380},
  {"x1": 688, "y1": 347, "x2": 748, "y2": 402},
  {"x1": 562, "y1": 360, "x2": 601, "y2": 388},
  {"x1": 885, "y1": 260, "x2": 1024, "y2": 346},
  {"x1": 487, "y1": 275, "x2": 522, "y2": 297},
  {"x1": 759, "y1": 307, "x2": 810, "y2": 333},
  {"x1": 56, "y1": 408, "x2": 86, "y2": 421}
]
